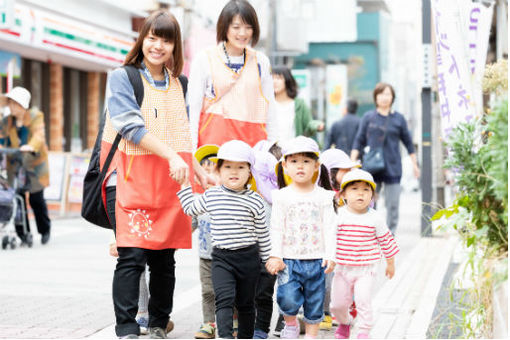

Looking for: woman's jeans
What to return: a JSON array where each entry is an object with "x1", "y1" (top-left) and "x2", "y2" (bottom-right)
[{"x1": 106, "y1": 186, "x2": 176, "y2": 337}]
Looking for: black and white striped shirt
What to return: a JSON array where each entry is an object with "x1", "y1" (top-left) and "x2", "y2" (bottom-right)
[{"x1": 177, "y1": 185, "x2": 271, "y2": 261}]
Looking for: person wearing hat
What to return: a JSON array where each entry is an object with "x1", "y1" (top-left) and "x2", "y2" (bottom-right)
[
  {"x1": 318, "y1": 148, "x2": 361, "y2": 331},
  {"x1": 192, "y1": 144, "x2": 219, "y2": 339},
  {"x1": 177, "y1": 140, "x2": 270, "y2": 339},
  {"x1": 265, "y1": 136, "x2": 336, "y2": 339},
  {"x1": 1, "y1": 86, "x2": 51, "y2": 245},
  {"x1": 330, "y1": 169, "x2": 399, "y2": 339}
]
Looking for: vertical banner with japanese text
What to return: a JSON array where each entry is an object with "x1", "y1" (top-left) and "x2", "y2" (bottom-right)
[{"x1": 431, "y1": 0, "x2": 493, "y2": 139}]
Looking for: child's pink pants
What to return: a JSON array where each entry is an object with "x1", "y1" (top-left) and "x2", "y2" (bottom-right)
[{"x1": 330, "y1": 264, "x2": 377, "y2": 334}]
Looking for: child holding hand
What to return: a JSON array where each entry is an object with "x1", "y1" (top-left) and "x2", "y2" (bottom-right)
[
  {"x1": 265, "y1": 136, "x2": 336, "y2": 339},
  {"x1": 331, "y1": 169, "x2": 399, "y2": 339},
  {"x1": 176, "y1": 140, "x2": 270, "y2": 339}
]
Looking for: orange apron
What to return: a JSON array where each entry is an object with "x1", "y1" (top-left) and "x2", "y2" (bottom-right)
[
  {"x1": 100, "y1": 71, "x2": 193, "y2": 250},
  {"x1": 198, "y1": 46, "x2": 269, "y2": 147}
]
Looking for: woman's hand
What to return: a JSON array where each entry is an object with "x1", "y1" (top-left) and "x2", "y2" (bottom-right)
[
  {"x1": 169, "y1": 154, "x2": 189, "y2": 185},
  {"x1": 317, "y1": 122, "x2": 325, "y2": 132},
  {"x1": 413, "y1": 164, "x2": 421, "y2": 179},
  {"x1": 192, "y1": 158, "x2": 217, "y2": 189}
]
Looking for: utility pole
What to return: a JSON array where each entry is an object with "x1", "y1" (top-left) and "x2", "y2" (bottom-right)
[{"x1": 421, "y1": 0, "x2": 433, "y2": 236}]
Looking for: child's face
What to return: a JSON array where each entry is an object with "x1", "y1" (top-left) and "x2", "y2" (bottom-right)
[
  {"x1": 341, "y1": 181, "x2": 373, "y2": 214},
  {"x1": 283, "y1": 153, "x2": 319, "y2": 186},
  {"x1": 218, "y1": 160, "x2": 251, "y2": 191},
  {"x1": 201, "y1": 160, "x2": 216, "y2": 175},
  {"x1": 335, "y1": 168, "x2": 351, "y2": 187}
]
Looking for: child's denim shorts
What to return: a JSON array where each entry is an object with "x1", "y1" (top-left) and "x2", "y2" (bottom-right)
[{"x1": 276, "y1": 259, "x2": 325, "y2": 324}]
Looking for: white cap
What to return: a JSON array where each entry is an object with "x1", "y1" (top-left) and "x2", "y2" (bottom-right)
[
  {"x1": 340, "y1": 169, "x2": 376, "y2": 191},
  {"x1": 4, "y1": 86, "x2": 31, "y2": 109},
  {"x1": 215, "y1": 140, "x2": 254, "y2": 166},
  {"x1": 320, "y1": 148, "x2": 361, "y2": 171},
  {"x1": 280, "y1": 136, "x2": 319, "y2": 158}
]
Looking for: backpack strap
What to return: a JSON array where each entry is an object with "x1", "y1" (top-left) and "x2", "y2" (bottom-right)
[
  {"x1": 123, "y1": 65, "x2": 144, "y2": 107},
  {"x1": 178, "y1": 74, "x2": 188, "y2": 98}
]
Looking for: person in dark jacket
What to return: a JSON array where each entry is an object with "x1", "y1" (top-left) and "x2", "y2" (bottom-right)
[
  {"x1": 324, "y1": 98, "x2": 360, "y2": 154},
  {"x1": 350, "y1": 83, "x2": 420, "y2": 235}
]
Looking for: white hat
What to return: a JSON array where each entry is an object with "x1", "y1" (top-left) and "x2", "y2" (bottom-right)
[
  {"x1": 4, "y1": 87, "x2": 31, "y2": 109},
  {"x1": 320, "y1": 149, "x2": 361, "y2": 171},
  {"x1": 215, "y1": 140, "x2": 254, "y2": 166},
  {"x1": 280, "y1": 136, "x2": 319, "y2": 158},
  {"x1": 340, "y1": 169, "x2": 376, "y2": 191}
]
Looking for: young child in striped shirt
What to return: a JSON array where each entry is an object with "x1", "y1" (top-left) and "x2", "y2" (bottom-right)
[
  {"x1": 331, "y1": 169, "x2": 399, "y2": 339},
  {"x1": 176, "y1": 140, "x2": 270, "y2": 339}
]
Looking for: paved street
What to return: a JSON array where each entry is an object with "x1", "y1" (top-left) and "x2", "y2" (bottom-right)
[{"x1": 0, "y1": 186, "x2": 453, "y2": 339}]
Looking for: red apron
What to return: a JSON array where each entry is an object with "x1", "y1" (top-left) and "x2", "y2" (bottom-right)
[{"x1": 100, "y1": 71, "x2": 193, "y2": 250}]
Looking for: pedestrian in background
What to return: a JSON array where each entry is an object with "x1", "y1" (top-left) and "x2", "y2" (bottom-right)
[
  {"x1": 102, "y1": 10, "x2": 209, "y2": 338},
  {"x1": 1, "y1": 86, "x2": 51, "y2": 246},
  {"x1": 187, "y1": 0, "x2": 277, "y2": 149},
  {"x1": 266, "y1": 136, "x2": 336, "y2": 339},
  {"x1": 331, "y1": 169, "x2": 399, "y2": 339},
  {"x1": 272, "y1": 66, "x2": 324, "y2": 141},
  {"x1": 350, "y1": 83, "x2": 420, "y2": 235},
  {"x1": 177, "y1": 140, "x2": 271, "y2": 339},
  {"x1": 324, "y1": 98, "x2": 360, "y2": 154}
]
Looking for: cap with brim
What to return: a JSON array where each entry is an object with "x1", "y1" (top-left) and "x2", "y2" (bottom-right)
[
  {"x1": 194, "y1": 144, "x2": 219, "y2": 163},
  {"x1": 340, "y1": 169, "x2": 376, "y2": 191},
  {"x1": 320, "y1": 148, "x2": 361, "y2": 171},
  {"x1": 280, "y1": 136, "x2": 320, "y2": 158},
  {"x1": 4, "y1": 86, "x2": 31, "y2": 109}
]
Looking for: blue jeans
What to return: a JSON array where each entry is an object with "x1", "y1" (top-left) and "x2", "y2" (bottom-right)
[{"x1": 276, "y1": 259, "x2": 325, "y2": 324}]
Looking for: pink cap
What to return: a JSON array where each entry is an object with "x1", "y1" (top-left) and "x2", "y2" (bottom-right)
[{"x1": 320, "y1": 148, "x2": 361, "y2": 171}]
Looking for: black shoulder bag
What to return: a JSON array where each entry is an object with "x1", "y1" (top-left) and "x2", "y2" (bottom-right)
[
  {"x1": 81, "y1": 66, "x2": 188, "y2": 228},
  {"x1": 362, "y1": 113, "x2": 390, "y2": 175}
]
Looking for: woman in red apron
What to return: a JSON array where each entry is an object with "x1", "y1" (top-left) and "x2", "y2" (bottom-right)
[
  {"x1": 101, "y1": 10, "x2": 208, "y2": 338},
  {"x1": 187, "y1": 0, "x2": 278, "y2": 150}
]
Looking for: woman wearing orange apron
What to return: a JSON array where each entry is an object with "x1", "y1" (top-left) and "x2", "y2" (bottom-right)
[
  {"x1": 187, "y1": 0, "x2": 277, "y2": 151},
  {"x1": 101, "y1": 11, "x2": 208, "y2": 338}
]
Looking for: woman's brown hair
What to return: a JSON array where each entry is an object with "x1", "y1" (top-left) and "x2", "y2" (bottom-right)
[
  {"x1": 216, "y1": 0, "x2": 260, "y2": 46},
  {"x1": 373, "y1": 82, "x2": 395, "y2": 106},
  {"x1": 124, "y1": 10, "x2": 183, "y2": 77},
  {"x1": 272, "y1": 65, "x2": 298, "y2": 99}
]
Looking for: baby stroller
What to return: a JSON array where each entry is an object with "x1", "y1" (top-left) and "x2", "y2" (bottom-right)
[{"x1": 0, "y1": 147, "x2": 30, "y2": 249}]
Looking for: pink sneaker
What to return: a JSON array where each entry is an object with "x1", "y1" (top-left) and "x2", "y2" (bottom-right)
[
  {"x1": 281, "y1": 324, "x2": 300, "y2": 339},
  {"x1": 357, "y1": 333, "x2": 369, "y2": 339},
  {"x1": 334, "y1": 324, "x2": 350, "y2": 339}
]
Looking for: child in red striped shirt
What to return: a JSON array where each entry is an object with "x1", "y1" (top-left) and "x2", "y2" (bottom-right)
[{"x1": 330, "y1": 169, "x2": 399, "y2": 339}]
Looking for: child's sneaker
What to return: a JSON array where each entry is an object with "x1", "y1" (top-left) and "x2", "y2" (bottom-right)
[
  {"x1": 319, "y1": 314, "x2": 333, "y2": 330},
  {"x1": 232, "y1": 317, "x2": 238, "y2": 338},
  {"x1": 273, "y1": 314, "x2": 285, "y2": 337},
  {"x1": 166, "y1": 319, "x2": 174, "y2": 334},
  {"x1": 334, "y1": 324, "x2": 350, "y2": 339},
  {"x1": 135, "y1": 315, "x2": 148, "y2": 335},
  {"x1": 253, "y1": 329, "x2": 268, "y2": 339},
  {"x1": 194, "y1": 323, "x2": 216, "y2": 339},
  {"x1": 280, "y1": 323, "x2": 300, "y2": 339}
]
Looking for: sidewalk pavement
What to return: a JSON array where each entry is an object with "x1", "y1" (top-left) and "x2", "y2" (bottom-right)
[{"x1": 89, "y1": 187, "x2": 459, "y2": 339}]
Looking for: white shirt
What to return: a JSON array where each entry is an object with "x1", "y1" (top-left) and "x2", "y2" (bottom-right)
[
  {"x1": 270, "y1": 186, "x2": 337, "y2": 261},
  {"x1": 275, "y1": 100, "x2": 296, "y2": 142},
  {"x1": 187, "y1": 46, "x2": 278, "y2": 151}
]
